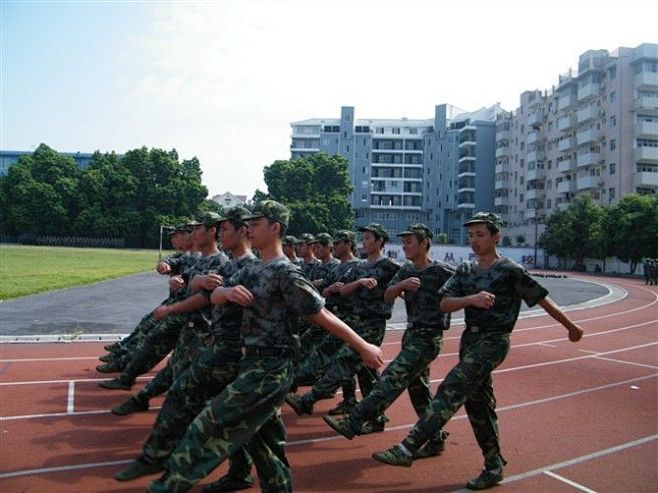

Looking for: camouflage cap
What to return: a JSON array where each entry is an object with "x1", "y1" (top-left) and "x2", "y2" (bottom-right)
[
  {"x1": 358, "y1": 222, "x2": 389, "y2": 241},
  {"x1": 295, "y1": 233, "x2": 316, "y2": 244},
  {"x1": 333, "y1": 230, "x2": 356, "y2": 243},
  {"x1": 463, "y1": 212, "x2": 503, "y2": 232},
  {"x1": 283, "y1": 235, "x2": 298, "y2": 246},
  {"x1": 244, "y1": 200, "x2": 290, "y2": 226},
  {"x1": 218, "y1": 206, "x2": 251, "y2": 226},
  {"x1": 309, "y1": 233, "x2": 333, "y2": 245},
  {"x1": 187, "y1": 211, "x2": 222, "y2": 227},
  {"x1": 167, "y1": 222, "x2": 192, "y2": 236},
  {"x1": 397, "y1": 223, "x2": 433, "y2": 241}
]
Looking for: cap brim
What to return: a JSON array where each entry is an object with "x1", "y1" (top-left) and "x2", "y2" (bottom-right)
[
  {"x1": 396, "y1": 231, "x2": 414, "y2": 236},
  {"x1": 463, "y1": 219, "x2": 499, "y2": 230}
]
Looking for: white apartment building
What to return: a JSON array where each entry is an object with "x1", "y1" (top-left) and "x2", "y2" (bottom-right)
[{"x1": 496, "y1": 43, "x2": 658, "y2": 243}]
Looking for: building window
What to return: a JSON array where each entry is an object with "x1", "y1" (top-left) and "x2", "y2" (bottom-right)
[
  {"x1": 409, "y1": 128, "x2": 418, "y2": 134},
  {"x1": 376, "y1": 128, "x2": 384, "y2": 134},
  {"x1": 610, "y1": 139, "x2": 616, "y2": 151},
  {"x1": 392, "y1": 128, "x2": 400, "y2": 134},
  {"x1": 610, "y1": 91, "x2": 616, "y2": 103},
  {"x1": 610, "y1": 163, "x2": 616, "y2": 174},
  {"x1": 609, "y1": 188, "x2": 615, "y2": 200},
  {"x1": 610, "y1": 116, "x2": 616, "y2": 127}
]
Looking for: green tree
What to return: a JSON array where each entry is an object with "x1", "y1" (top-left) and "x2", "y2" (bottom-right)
[
  {"x1": 0, "y1": 144, "x2": 80, "y2": 236},
  {"x1": 502, "y1": 236, "x2": 513, "y2": 247},
  {"x1": 515, "y1": 234, "x2": 526, "y2": 246},
  {"x1": 436, "y1": 233, "x2": 449, "y2": 245},
  {"x1": 260, "y1": 153, "x2": 354, "y2": 234},
  {"x1": 608, "y1": 194, "x2": 658, "y2": 273},
  {"x1": 539, "y1": 194, "x2": 603, "y2": 268}
]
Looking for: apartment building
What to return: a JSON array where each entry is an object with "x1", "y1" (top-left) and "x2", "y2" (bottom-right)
[
  {"x1": 496, "y1": 43, "x2": 658, "y2": 242},
  {"x1": 290, "y1": 104, "x2": 499, "y2": 241}
]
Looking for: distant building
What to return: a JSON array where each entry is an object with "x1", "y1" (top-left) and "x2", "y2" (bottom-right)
[
  {"x1": 211, "y1": 192, "x2": 247, "y2": 209},
  {"x1": 290, "y1": 104, "x2": 500, "y2": 242},
  {"x1": 0, "y1": 149, "x2": 96, "y2": 176},
  {"x1": 496, "y1": 43, "x2": 658, "y2": 243}
]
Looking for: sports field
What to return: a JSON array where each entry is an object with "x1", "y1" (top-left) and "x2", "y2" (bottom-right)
[{"x1": 0, "y1": 245, "x2": 168, "y2": 300}]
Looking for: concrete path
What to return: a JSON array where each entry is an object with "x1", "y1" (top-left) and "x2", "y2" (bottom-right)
[{"x1": 0, "y1": 271, "x2": 613, "y2": 339}]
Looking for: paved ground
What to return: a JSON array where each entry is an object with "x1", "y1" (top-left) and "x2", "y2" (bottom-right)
[{"x1": 0, "y1": 271, "x2": 611, "y2": 336}]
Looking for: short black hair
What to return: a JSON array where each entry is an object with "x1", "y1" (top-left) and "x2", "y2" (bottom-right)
[{"x1": 267, "y1": 217, "x2": 288, "y2": 238}]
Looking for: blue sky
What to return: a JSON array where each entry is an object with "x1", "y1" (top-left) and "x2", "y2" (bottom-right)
[{"x1": 2, "y1": 0, "x2": 658, "y2": 199}]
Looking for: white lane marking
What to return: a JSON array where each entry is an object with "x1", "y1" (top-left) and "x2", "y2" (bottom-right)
[
  {"x1": 543, "y1": 470, "x2": 598, "y2": 492},
  {"x1": 3, "y1": 318, "x2": 655, "y2": 386},
  {"x1": 593, "y1": 356, "x2": 658, "y2": 370},
  {"x1": 67, "y1": 381, "x2": 75, "y2": 414},
  {"x1": 1, "y1": 356, "x2": 99, "y2": 363}
]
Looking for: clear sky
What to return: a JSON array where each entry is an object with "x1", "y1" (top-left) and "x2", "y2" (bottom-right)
[{"x1": 2, "y1": 0, "x2": 657, "y2": 199}]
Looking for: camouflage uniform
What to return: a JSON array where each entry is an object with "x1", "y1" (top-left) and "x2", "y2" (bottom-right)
[
  {"x1": 148, "y1": 256, "x2": 325, "y2": 493},
  {"x1": 299, "y1": 251, "x2": 340, "y2": 357},
  {"x1": 294, "y1": 256, "x2": 400, "y2": 412},
  {"x1": 128, "y1": 253, "x2": 260, "y2": 474},
  {"x1": 340, "y1": 260, "x2": 454, "y2": 441},
  {"x1": 398, "y1": 257, "x2": 548, "y2": 471},
  {"x1": 294, "y1": 257, "x2": 362, "y2": 384},
  {"x1": 109, "y1": 251, "x2": 199, "y2": 363},
  {"x1": 104, "y1": 251, "x2": 228, "y2": 389}
]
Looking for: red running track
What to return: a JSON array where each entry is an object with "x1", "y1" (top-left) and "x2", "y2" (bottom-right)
[{"x1": 1, "y1": 274, "x2": 656, "y2": 492}]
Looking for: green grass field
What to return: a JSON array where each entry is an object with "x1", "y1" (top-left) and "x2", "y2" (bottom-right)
[{"x1": 0, "y1": 245, "x2": 170, "y2": 299}]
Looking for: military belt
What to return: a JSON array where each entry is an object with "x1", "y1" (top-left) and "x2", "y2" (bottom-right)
[
  {"x1": 242, "y1": 346, "x2": 295, "y2": 358},
  {"x1": 406, "y1": 322, "x2": 445, "y2": 331},
  {"x1": 466, "y1": 325, "x2": 513, "y2": 334}
]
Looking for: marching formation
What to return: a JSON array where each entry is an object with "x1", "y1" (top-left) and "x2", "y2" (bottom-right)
[{"x1": 96, "y1": 201, "x2": 585, "y2": 492}]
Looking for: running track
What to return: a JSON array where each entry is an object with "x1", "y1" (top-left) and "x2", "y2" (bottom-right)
[{"x1": 0, "y1": 275, "x2": 656, "y2": 492}]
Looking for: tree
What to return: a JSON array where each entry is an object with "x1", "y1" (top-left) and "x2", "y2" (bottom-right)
[
  {"x1": 608, "y1": 194, "x2": 658, "y2": 273},
  {"x1": 502, "y1": 236, "x2": 513, "y2": 247},
  {"x1": 260, "y1": 153, "x2": 354, "y2": 234},
  {"x1": 0, "y1": 144, "x2": 80, "y2": 236},
  {"x1": 539, "y1": 194, "x2": 602, "y2": 267},
  {"x1": 515, "y1": 235, "x2": 526, "y2": 246},
  {"x1": 436, "y1": 233, "x2": 449, "y2": 245}
]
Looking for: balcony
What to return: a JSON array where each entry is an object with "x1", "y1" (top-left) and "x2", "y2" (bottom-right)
[
  {"x1": 457, "y1": 202, "x2": 475, "y2": 209},
  {"x1": 458, "y1": 139, "x2": 476, "y2": 148},
  {"x1": 557, "y1": 180, "x2": 575, "y2": 194},
  {"x1": 634, "y1": 147, "x2": 658, "y2": 163},
  {"x1": 558, "y1": 93, "x2": 576, "y2": 111},
  {"x1": 526, "y1": 188, "x2": 544, "y2": 200},
  {"x1": 577, "y1": 82, "x2": 600, "y2": 101},
  {"x1": 496, "y1": 130, "x2": 510, "y2": 142},
  {"x1": 525, "y1": 208, "x2": 538, "y2": 220},
  {"x1": 527, "y1": 131, "x2": 540, "y2": 145},
  {"x1": 527, "y1": 150, "x2": 544, "y2": 163},
  {"x1": 577, "y1": 105, "x2": 599, "y2": 124},
  {"x1": 558, "y1": 137, "x2": 576, "y2": 152},
  {"x1": 576, "y1": 175, "x2": 602, "y2": 191},
  {"x1": 636, "y1": 121, "x2": 658, "y2": 138},
  {"x1": 557, "y1": 201, "x2": 570, "y2": 211},
  {"x1": 635, "y1": 72, "x2": 658, "y2": 91},
  {"x1": 495, "y1": 179, "x2": 509, "y2": 190},
  {"x1": 633, "y1": 96, "x2": 658, "y2": 115},
  {"x1": 495, "y1": 161, "x2": 510, "y2": 174},
  {"x1": 526, "y1": 168, "x2": 545, "y2": 181},
  {"x1": 576, "y1": 128, "x2": 598, "y2": 146},
  {"x1": 527, "y1": 112, "x2": 542, "y2": 127},
  {"x1": 558, "y1": 115, "x2": 577, "y2": 132},
  {"x1": 494, "y1": 196, "x2": 509, "y2": 206},
  {"x1": 458, "y1": 154, "x2": 476, "y2": 164},
  {"x1": 495, "y1": 146, "x2": 510, "y2": 158},
  {"x1": 634, "y1": 171, "x2": 658, "y2": 188},
  {"x1": 558, "y1": 159, "x2": 574, "y2": 173},
  {"x1": 577, "y1": 151, "x2": 601, "y2": 168}
]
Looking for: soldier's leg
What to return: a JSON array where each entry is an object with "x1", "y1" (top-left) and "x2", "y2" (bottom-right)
[
  {"x1": 347, "y1": 330, "x2": 442, "y2": 430},
  {"x1": 400, "y1": 333, "x2": 510, "y2": 455},
  {"x1": 147, "y1": 357, "x2": 294, "y2": 493},
  {"x1": 464, "y1": 375, "x2": 506, "y2": 470},
  {"x1": 295, "y1": 334, "x2": 345, "y2": 385},
  {"x1": 112, "y1": 362, "x2": 175, "y2": 416},
  {"x1": 141, "y1": 346, "x2": 241, "y2": 465},
  {"x1": 245, "y1": 411, "x2": 292, "y2": 493},
  {"x1": 101, "y1": 316, "x2": 185, "y2": 388}
]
